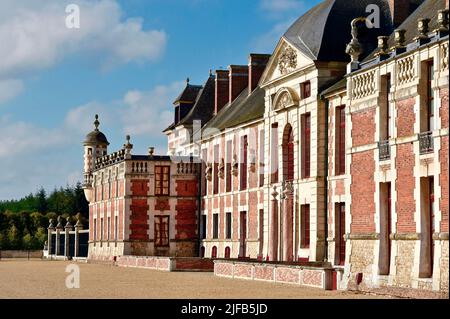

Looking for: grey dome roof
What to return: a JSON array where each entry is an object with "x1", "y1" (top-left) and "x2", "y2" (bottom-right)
[
  {"x1": 283, "y1": 0, "x2": 394, "y2": 62},
  {"x1": 84, "y1": 115, "x2": 109, "y2": 146}
]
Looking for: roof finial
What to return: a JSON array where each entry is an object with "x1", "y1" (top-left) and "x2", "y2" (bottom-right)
[
  {"x1": 209, "y1": 69, "x2": 212, "y2": 76},
  {"x1": 94, "y1": 114, "x2": 100, "y2": 131},
  {"x1": 186, "y1": 77, "x2": 190, "y2": 84}
]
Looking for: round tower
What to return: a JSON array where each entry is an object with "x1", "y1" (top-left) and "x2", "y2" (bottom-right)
[{"x1": 83, "y1": 114, "x2": 109, "y2": 202}]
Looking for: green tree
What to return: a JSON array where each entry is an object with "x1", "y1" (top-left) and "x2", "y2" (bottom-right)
[
  {"x1": 7, "y1": 224, "x2": 21, "y2": 249},
  {"x1": 36, "y1": 187, "x2": 48, "y2": 213}
]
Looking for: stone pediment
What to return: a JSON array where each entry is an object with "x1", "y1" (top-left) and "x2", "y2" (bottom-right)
[{"x1": 260, "y1": 39, "x2": 313, "y2": 86}]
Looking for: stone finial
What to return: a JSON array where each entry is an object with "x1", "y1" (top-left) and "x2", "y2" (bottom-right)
[
  {"x1": 415, "y1": 18, "x2": 430, "y2": 40},
  {"x1": 271, "y1": 185, "x2": 278, "y2": 199},
  {"x1": 346, "y1": 17, "x2": 366, "y2": 63},
  {"x1": 94, "y1": 114, "x2": 100, "y2": 131},
  {"x1": 56, "y1": 216, "x2": 63, "y2": 229},
  {"x1": 75, "y1": 213, "x2": 83, "y2": 229},
  {"x1": 283, "y1": 180, "x2": 294, "y2": 196},
  {"x1": 435, "y1": 9, "x2": 449, "y2": 33},
  {"x1": 375, "y1": 36, "x2": 389, "y2": 57},
  {"x1": 186, "y1": 77, "x2": 190, "y2": 84},
  {"x1": 148, "y1": 146, "x2": 154, "y2": 157},
  {"x1": 48, "y1": 219, "x2": 55, "y2": 229},
  {"x1": 393, "y1": 29, "x2": 406, "y2": 48},
  {"x1": 124, "y1": 135, "x2": 133, "y2": 153},
  {"x1": 65, "y1": 217, "x2": 73, "y2": 229}
]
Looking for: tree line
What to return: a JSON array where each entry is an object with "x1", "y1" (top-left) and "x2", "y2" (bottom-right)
[{"x1": 0, "y1": 183, "x2": 89, "y2": 250}]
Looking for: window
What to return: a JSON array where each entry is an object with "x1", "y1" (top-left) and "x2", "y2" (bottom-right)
[
  {"x1": 335, "y1": 203, "x2": 346, "y2": 266},
  {"x1": 224, "y1": 246, "x2": 231, "y2": 258},
  {"x1": 226, "y1": 141, "x2": 232, "y2": 192},
  {"x1": 240, "y1": 135, "x2": 248, "y2": 190},
  {"x1": 301, "y1": 81, "x2": 311, "y2": 99},
  {"x1": 226, "y1": 212, "x2": 232, "y2": 239},
  {"x1": 259, "y1": 209, "x2": 264, "y2": 257},
  {"x1": 381, "y1": 74, "x2": 391, "y2": 140},
  {"x1": 211, "y1": 246, "x2": 217, "y2": 258},
  {"x1": 213, "y1": 213, "x2": 219, "y2": 239},
  {"x1": 259, "y1": 130, "x2": 265, "y2": 187},
  {"x1": 202, "y1": 149, "x2": 207, "y2": 196},
  {"x1": 379, "y1": 183, "x2": 392, "y2": 275},
  {"x1": 88, "y1": 148, "x2": 92, "y2": 155},
  {"x1": 155, "y1": 166, "x2": 170, "y2": 196},
  {"x1": 335, "y1": 106, "x2": 346, "y2": 175},
  {"x1": 201, "y1": 215, "x2": 207, "y2": 239},
  {"x1": 114, "y1": 216, "x2": 118, "y2": 241},
  {"x1": 154, "y1": 216, "x2": 169, "y2": 247},
  {"x1": 271, "y1": 123, "x2": 279, "y2": 183},
  {"x1": 301, "y1": 114, "x2": 311, "y2": 178},
  {"x1": 426, "y1": 61, "x2": 434, "y2": 131},
  {"x1": 100, "y1": 218, "x2": 104, "y2": 241},
  {"x1": 213, "y1": 145, "x2": 219, "y2": 194},
  {"x1": 107, "y1": 217, "x2": 111, "y2": 241},
  {"x1": 419, "y1": 177, "x2": 435, "y2": 278},
  {"x1": 93, "y1": 219, "x2": 97, "y2": 242},
  {"x1": 300, "y1": 205, "x2": 310, "y2": 248}
]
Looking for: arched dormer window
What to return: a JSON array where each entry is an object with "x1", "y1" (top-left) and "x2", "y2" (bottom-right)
[{"x1": 272, "y1": 87, "x2": 299, "y2": 111}]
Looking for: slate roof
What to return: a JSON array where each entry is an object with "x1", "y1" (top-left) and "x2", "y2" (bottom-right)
[
  {"x1": 173, "y1": 83, "x2": 203, "y2": 104},
  {"x1": 363, "y1": 0, "x2": 447, "y2": 62},
  {"x1": 320, "y1": 78, "x2": 347, "y2": 98},
  {"x1": 283, "y1": 0, "x2": 394, "y2": 62},
  {"x1": 202, "y1": 86, "x2": 265, "y2": 138}
]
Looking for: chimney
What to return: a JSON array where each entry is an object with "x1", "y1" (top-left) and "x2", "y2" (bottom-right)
[
  {"x1": 215, "y1": 70, "x2": 229, "y2": 114},
  {"x1": 228, "y1": 65, "x2": 249, "y2": 104},
  {"x1": 248, "y1": 54, "x2": 271, "y2": 93},
  {"x1": 389, "y1": 0, "x2": 425, "y2": 28}
]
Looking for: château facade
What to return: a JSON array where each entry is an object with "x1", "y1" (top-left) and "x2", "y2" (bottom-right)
[{"x1": 83, "y1": 0, "x2": 449, "y2": 295}]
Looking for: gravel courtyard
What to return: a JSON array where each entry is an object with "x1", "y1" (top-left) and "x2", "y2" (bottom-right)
[{"x1": 0, "y1": 259, "x2": 386, "y2": 299}]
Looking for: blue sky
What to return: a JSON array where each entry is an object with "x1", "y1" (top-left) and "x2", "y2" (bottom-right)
[{"x1": 0, "y1": 0, "x2": 321, "y2": 200}]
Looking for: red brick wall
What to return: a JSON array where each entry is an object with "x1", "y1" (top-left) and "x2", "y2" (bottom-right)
[
  {"x1": 175, "y1": 199, "x2": 197, "y2": 240},
  {"x1": 131, "y1": 179, "x2": 148, "y2": 196},
  {"x1": 248, "y1": 192, "x2": 258, "y2": 239},
  {"x1": 351, "y1": 108, "x2": 375, "y2": 147},
  {"x1": 396, "y1": 98, "x2": 415, "y2": 137},
  {"x1": 129, "y1": 199, "x2": 149, "y2": 240},
  {"x1": 440, "y1": 88, "x2": 449, "y2": 129},
  {"x1": 350, "y1": 151, "x2": 376, "y2": 233},
  {"x1": 175, "y1": 180, "x2": 197, "y2": 197},
  {"x1": 440, "y1": 136, "x2": 449, "y2": 232},
  {"x1": 119, "y1": 199, "x2": 124, "y2": 240},
  {"x1": 396, "y1": 143, "x2": 416, "y2": 233}
]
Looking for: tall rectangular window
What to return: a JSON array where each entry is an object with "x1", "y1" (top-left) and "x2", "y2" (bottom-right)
[
  {"x1": 226, "y1": 140, "x2": 232, "y2": 192},
  {"x1": 381, "y1": 74, "x2": 391, "y2": 140},
  {"x1": 335, "y1": 203, "x2": 346, "y2": 266},
  {"x1": 300, "y1": 204, "x2": 310, "y2": 248},
  {"x1": 419, "y1": 177, "x2": 435, "y2": 278},
  {"x1": 202, "y1": 149, "x2": 207, "y2": 196},
  {"x1": 379, "y1": 183, "x2": 392, "y2": 275},
  {"x1": 226, "y1": 212, "x2": 232, "y2": 239},
  {"x1": 154, "y1": 216, "x2": 169, "y2": 247},
  {"x1": 259, "y1": 130, "x2": 265, "y2": 187},
  {"x1": 335, "y1": 106, "x2": 346, "y2": 175},
  {"x1": 426, "y1": 61, "x2": 435, "y2": 131},
  {"x1": 301, "y1": 81, "x2": 311, "y2": 99},
  {"x1": 107, "y1": 217, "x2": 111, "y2": 241},
  {"x1": 301, "y1": 114, "x2": 311, "y2": 178},
  {"x1": 100, "y1": 218, "x2": 104, "y2": 241},
  {"x1": 212, "y1": 213, "x2": 219, "y2": 239},
  {"x1": 259, "y1": 209, "x2": 264, "y2": 257},
  {"x1": 94, "y1": 219, "x2": 97, "y2": 242},
  {"x1": 271, "y1": 123, "x2": 279, "y2": 183},
  {"x1": 114, "y1": 216, "x2": 118, "y2": 241},
  {"x1": 155, "y1": 166, "x2": 170, "y2": 196},
  {"x1": 240, "y1": 135, "x2": 248, "y2": 190},
  {"x1": 213, "y1": 145, "x2": 219, "y2": 194},
  {"x1": 201, "y1": 215, "x2": 207, "y2": 239},
  {"x1": 300, "y1": 205, "x2": 310, "y2": 248}
]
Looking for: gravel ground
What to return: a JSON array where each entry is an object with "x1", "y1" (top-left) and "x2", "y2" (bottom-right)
[{"x1": 0, "y1": 259, "x2": 388, "y2": 299}]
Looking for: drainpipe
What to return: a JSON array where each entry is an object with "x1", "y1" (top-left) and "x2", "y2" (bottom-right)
[{"x1": 196, "y1": 147, "x2": 202, "y2": 257}]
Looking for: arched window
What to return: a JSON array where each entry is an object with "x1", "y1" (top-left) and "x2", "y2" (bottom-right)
[
  {"x1": 282, "y1": 124, "x2": 294, "y2": 181},
  {"x1": 211, "y1": 246, "x2": 217, "y2": 258},
  {"x1": 224, "y1": 246, "x2": 231, "y2": 258},
  {"x1": 200, "y1": 246, "x2": 205, "y2": 258}
]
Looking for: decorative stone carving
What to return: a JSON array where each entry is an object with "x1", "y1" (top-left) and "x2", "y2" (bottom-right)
[
  {"x1": 218, "y1": 158, "x2": 225, "y2": 179},
  {"x1": 276, "y1": 92, "x2": 293, "y2": 110},
  {"x1": 271, "y1": 185, "x2": 278, "y2": 200},
  {"x1": 346, "y1": 17, "x2": 367, "y2": 63},
  {"x1": 231, "y1": 154, "x2": 239, "y2": 176},
  {"x1": 441, "y1": 42, "x2": 449, "y2": 70},
  {"x1": 205, "y1": 162, "x2": 212, "y2": 181},
  {"x1": 278, "y1": 46, "x2": 297, "y2": 75}
]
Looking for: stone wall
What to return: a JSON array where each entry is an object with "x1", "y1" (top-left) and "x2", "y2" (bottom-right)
[
  {"x1": 116, "y1": 255, "x2": 214, "y2": 272},
  {"x1": 0, "y1": 250, "x2": 43, "y2": 259}
]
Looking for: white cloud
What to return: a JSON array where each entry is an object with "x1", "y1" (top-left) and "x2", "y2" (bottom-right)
[
  {"x1": 120, "y1": 81, "x2": 184, "y2": 136},
  {"x1": 0, "y1": 79, "x2": 24, "y2": 104},
  {"x1": 0, "y1": 0, "x2": 167, "y2": 103}
]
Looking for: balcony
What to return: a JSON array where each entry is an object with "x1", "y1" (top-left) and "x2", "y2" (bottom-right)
[
  {"x1": 419, "y1": 131, "x2": 434, "y2": 154},
  {"x1": 378, "y1": 140, "x2": 390, "y2": 161}
]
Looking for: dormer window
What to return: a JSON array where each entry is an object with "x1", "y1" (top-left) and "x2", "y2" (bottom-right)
[{"x1": 300, "y1": 81, "x2": 311, "y2": 99}]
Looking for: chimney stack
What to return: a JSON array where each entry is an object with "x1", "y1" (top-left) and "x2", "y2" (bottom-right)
[
  {"x1": 228, "y1": 65, "x2": 248, "y2": 104},
  {"x1": 215, "y1": 70, "x2": 229, "y2": 114},
  {"x1": 248, "y1": 54, "x2": 271, "y2": 93},
  {"x1": 389, "y1": 0, "x2": 411, "y2": 27}
]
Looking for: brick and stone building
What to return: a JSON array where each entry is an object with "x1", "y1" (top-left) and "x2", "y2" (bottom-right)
[
  {"x1": 83, "y1": 117, "x2": 200, "y2": 260},
  {"x1": 83, "y1": 0, "x2": 448, "y2": 296}
]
